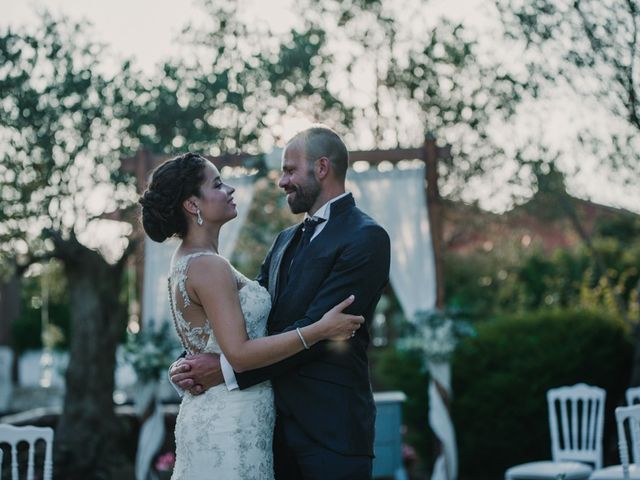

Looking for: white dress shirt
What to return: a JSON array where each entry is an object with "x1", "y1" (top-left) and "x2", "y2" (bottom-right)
[{"x1": 220, "y1": 192, "x2": 350, "y2": 390}]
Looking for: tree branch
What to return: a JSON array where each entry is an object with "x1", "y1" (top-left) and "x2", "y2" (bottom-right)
[{"x1": 624, "y1": 0, "x2": 640, "y2": 129}]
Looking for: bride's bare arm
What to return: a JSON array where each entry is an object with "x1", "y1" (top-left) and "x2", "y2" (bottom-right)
[{"x1": 187, "y1": 255, "x2": 362, "y2": 373}]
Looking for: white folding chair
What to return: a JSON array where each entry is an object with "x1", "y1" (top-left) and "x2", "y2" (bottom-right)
[
  {"x1": 627, "y1": 387, "x2": 640, "y2": 406},
  {"x1": 0, "y1": 424, "x2": 53, "y2": 480},
  {"x1": 590, "y1": 404, "x2": 640, "y2": 480},
  {"x1": 505, "y1": 383, "x2": 606, "y2": 480}
]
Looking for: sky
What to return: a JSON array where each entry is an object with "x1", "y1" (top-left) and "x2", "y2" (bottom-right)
[
  {"x1": 2, "y1": 0, "x2": 638, "y2": 214},
  {"x1": 1, "y1": 0, "x2": 310, "y2": 73},
  {"x1": 1, "y1": 0, "x2": 486, "y2": 75}
]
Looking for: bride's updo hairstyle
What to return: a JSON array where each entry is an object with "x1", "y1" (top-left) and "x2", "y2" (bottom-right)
[{"x1": 139, "y1": 152, "x2": 207, "y2": 242}]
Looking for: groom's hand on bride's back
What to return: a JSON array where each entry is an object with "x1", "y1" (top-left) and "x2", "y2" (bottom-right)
[{"x1": 169, "y1": 353, "x2": 224, "y2": 395}]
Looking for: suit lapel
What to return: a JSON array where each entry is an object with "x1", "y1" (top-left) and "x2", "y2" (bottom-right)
[
  {"x1": 269, "y1": 195, "x2": 355, "y2": 300},
  {"x1": 269, "y1": 227, "x2": 298, "y2": 300}
]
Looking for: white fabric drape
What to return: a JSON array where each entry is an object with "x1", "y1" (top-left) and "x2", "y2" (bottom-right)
[
  {"x1": 134, "y1": 385, "x2": 165, "y2": 480},
  {"x1": 428, "y1": 361, "x2": 458, "y2": 480},
  {"x1": 0, "y1": 347, "x2": 13, "y2": 411},
  {"x1": 349, "y1": 165, "x2": 455, "y2": 480},
  {"x1": 142, "y1": 174, "x2": 257, "y2": 327},
  {"x1": 348, "y1": 165, "x2": 437, "y2": 319}
]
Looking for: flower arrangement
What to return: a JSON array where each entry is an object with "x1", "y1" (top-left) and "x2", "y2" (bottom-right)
[
  {"x1": 123, "y1": 321, "x2": 180, "y2": 383},
  {"x1": 399, "y1": 309, "x2": 475, "y2": 365}
]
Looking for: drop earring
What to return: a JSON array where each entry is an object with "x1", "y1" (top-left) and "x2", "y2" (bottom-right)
[{"x1": 196, "y1": 208, "x2": 204, "y2": 226}]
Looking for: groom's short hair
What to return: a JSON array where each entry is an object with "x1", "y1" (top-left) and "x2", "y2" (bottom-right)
[{"x1": 291, "y1": 125, "x2": 349, "y2": 180}]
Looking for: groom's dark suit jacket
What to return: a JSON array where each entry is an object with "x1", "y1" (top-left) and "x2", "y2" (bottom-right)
[{"x1": 235, "y1": 194, "x2": 390, "y2": 457}]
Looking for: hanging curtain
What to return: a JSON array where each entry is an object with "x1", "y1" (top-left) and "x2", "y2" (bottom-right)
[
  {"x1": 348, "y1": 164, "x2": 437, "y2": 318},
  {"x1": 350, "y1": 165, "x2": 456, "y2": 480},
  {"x1": 141, "y1": 174, "x2": 257, "y2": 327},
  {"x1": 0, "y1": 347, "x2": 12, "y2": 411}
]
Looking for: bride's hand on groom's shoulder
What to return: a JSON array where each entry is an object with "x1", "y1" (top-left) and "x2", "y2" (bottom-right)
[{"x1": 170, "y1": 353, "x2": 224, "y2": 395}]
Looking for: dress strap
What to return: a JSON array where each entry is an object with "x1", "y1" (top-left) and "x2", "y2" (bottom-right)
[
  {"x1": 170, "y1": 251, "x2": 217, "y2": 308},
  {"x1": 172, "y1": 251, "x2": 217, "y2": 270},
  {"x1": 168, "y1": 251, "x2": 217, "y2": 354}
]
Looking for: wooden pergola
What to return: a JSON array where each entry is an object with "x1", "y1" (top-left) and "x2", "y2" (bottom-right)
[{"x1": 121, "y1": 135, "x2": 450, "y2": 310}]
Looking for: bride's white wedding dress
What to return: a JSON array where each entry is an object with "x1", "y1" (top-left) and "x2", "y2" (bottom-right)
[{"x1": 168, "y1": 252, "x2": 275, "y2": 480}]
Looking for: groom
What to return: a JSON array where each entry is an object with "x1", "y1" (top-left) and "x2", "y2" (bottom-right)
[{"x1": 171, "y1": 125, "x2": 391, "y2": 479}]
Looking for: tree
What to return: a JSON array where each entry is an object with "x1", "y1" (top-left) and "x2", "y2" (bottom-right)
[
  {"x1": 120, "y1": 0, "x2": 351, "y2": 157},
  {"x1": 287, "y1": 0, "x2": 529, "y2": 201},
  {"x1": 495, "y1": 0, "x2": 639, "y2": 189},
  {"x1": 0, "y1": 4, "x2": 356, "y2": 475},
  {"x1": 496, "y1": 0, "x2": 640, "y2": 384},
  {"x1": 0, "y1": 13, "x2": 142, "y2": 478}
]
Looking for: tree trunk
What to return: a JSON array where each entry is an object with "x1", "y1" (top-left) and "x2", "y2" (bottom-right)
[
  {"x1": 52, "y1": 240, "x2": 133, "y2": 479},
  {"x1": 0, "y1": 270, "x2": 21, "y2": 346},
  {"x1": 0, "y1": 269, "x2": 21, "y2": 383},
  {"x1": 630, "y1": 278, "x2": 640, "y2": 387}
]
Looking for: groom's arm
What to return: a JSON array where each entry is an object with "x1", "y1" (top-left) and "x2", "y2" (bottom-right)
[{"x1": 235, "y1": 225, "x2": 390, "y2": 389}]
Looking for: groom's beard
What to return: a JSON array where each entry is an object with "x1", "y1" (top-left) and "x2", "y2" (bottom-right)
[{"x1": 287, "y1": 175, "x2": 321, "y2": 214}]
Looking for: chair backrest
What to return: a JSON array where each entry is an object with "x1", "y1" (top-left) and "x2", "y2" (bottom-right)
[
  {"x1": 626, "y1": 387, "x2": 640, "y2": 406},
  {"x1": 615, "y1": 405, "x2": 640, "y2": 480},
  {"x1": 547, "y1": 383, "x2": 606, "y2": 469},
  {"x1": 0, "y1": 424, "x2": 53, "y2": 480}
]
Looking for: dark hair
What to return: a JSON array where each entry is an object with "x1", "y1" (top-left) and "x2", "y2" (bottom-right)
[
  {"x1": 290, "y1": 125, "x2": 349, "y2": 180},
  {"x1": 138, "y1": 152, "x2": 208, "y2": 242}
]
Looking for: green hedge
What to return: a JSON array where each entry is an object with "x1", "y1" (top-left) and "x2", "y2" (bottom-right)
[
  {"x1": 452, "y1": 309, "x2": 633, "y2": 479},
  {"x1": 373, "y1": 348, "x2": 430, "y2": 465}
]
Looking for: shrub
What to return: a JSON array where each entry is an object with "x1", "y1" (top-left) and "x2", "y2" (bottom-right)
[
  {"x1": 372, "y1": 347, "x2": 431, "y2": 471},
  {"x1": 452, "y1": 309, "x2": 633, "y2": 479}
]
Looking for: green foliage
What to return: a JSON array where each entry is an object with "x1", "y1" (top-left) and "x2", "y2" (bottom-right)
[
  {"x1": 11, "y1": 262, "x2": 71, "y2": 353},
  {"x1": 452, "y1": 309, "x2": 633, "y2": 479},
  {"x1": 374, "y1": 308, "x2": 634, "y2": 477},
  {"x1": 510, "y1": 247, "x2": 589, "y2": 310},
  {"x1": 293, "y1": 0, "x2": 529, "y2": 198},
  {"x1": 123, "y1": 322, "x2": 181, "y2": 383},
  {"x1": 399, "y1": 309, "x2": 476, "y2": 363},
  {"x1": 231, "y1": 175, "x2": 300, "y2": 277},
  {"x1": 12, "y1": 302, "x2": 70, "y2": 353},
  {"x1": 122, "y1": 1, "x2": 351, "y2": 156},
  {"x1": 372, "y1": 347, "x2": 431, "y2": 467},
  {"x1": 445, "y1": 213, "x2": 640, "y2": 319},
  {"x1": 445, "y1": 250, "x2": 494, "y2": 316},
  {"x1": 445, "y1": 245, "x2": 583, "y2": 316},
  {"x1": 0, "y1": 13, "x2": 139, "y2": 268},
  {"x1": 496, "y1": 0, "x2": 640, "y2": 179},
  {"x1": 595, "y1": 215, "x2": 640, "y2": 243}
]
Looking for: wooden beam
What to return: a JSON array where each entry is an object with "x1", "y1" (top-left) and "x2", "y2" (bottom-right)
[
  {"x1": 350, "y1": 148, "x2": 424, "y2": 164},
  {"x1": 424, "y1": 137, "x2": 445, "y2": 309},
  {"x1": 120, "y1": 145, "x2": 452, "y2": 177},
  {"x1": 121, "y1": 151, "x2": 259, "y2": 182}
]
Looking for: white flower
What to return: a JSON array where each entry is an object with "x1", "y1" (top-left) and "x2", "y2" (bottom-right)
[
  {"x1": 400, "y1": 309, "x2": 475, "y2": 365},
  {"x1": 124, "y1": 322, "x2": 180, "y2": 383}
]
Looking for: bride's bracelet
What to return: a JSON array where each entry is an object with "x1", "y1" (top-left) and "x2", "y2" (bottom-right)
[{"x1": 296, "y1": 327, "x2": 310, "y2": 350}]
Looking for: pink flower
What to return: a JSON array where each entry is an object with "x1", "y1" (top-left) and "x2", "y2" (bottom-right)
[
  {"x1": 402, "y1": 443, "x2": 417, "y2": 462},
  {"x1": 155, "y1": 451, "x2": 176, "y2": 472}
]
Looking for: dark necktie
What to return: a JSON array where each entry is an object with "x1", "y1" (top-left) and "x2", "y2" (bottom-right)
[
  {"x1": 299, "y1": 217, "x2": 326, "y2": 248},
  {"x1": 287, "y1": 217, "x2": 326, "y2": 278}
]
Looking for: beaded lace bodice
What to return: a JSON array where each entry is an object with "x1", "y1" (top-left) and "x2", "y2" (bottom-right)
[
  {"x1": 169, "y1": 251, "x2": 276, "y2": 479},
  {"x1": 168, "y1": 251, "x2": 272, "y2": 355}
]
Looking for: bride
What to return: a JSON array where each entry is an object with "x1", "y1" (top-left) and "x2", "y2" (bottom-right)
[{"x1": 138, "y1": 152, "x2": 363, "y2": 479}]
